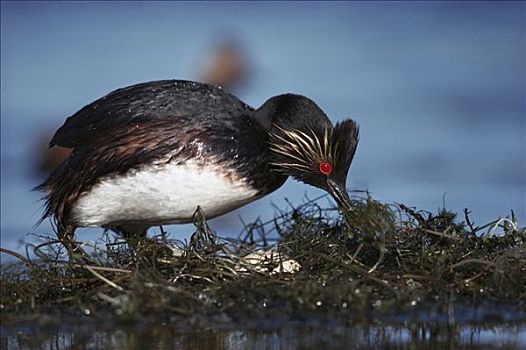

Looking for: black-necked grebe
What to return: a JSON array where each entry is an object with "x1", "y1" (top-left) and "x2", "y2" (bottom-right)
[{"x1": 37, "y1": 80, "x2": 359, "y2": 252}]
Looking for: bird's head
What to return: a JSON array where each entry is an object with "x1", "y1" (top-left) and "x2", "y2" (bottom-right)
[{"x1": 256, "y1": 94, "x2": 359, "y2": 212}]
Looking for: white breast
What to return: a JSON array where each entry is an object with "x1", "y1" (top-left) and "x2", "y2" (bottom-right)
[{"x1": 71, "y1": 160, "x2": 260, "y2": 227}]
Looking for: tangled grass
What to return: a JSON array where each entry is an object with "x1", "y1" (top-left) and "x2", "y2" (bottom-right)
[{"x1": 1, "y1": 195, "x2": 525, "y2": 325}]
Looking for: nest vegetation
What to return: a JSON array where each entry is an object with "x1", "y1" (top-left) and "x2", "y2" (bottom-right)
[{"x1": 1, "y1": 194, "x2": 525, "y2": 324}]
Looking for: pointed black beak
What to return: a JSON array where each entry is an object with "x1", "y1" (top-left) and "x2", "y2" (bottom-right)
[{"x1": 326, "y1": 178, "x2": 352, "y2": 214}]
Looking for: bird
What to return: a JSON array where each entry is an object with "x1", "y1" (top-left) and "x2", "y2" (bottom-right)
[{"x1": 36, "y1": 80, "x2": 359, "y2": 254}]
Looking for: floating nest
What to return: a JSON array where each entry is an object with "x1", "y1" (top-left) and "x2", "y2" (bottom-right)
[{"x1": 1, "y1": 194, "x2": 525, "y2": 325}]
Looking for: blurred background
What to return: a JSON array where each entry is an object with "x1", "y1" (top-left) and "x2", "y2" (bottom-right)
[{"x1": 1, "y1": 2, "x2": 524, "y2": 258}]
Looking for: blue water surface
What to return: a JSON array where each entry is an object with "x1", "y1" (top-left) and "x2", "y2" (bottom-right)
[{"x1": 1, "y1": 2, "x2": 524, "y2": 259}]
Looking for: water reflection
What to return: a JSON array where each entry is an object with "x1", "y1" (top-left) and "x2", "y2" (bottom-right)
[{"x1": 2, "y1": 321, "x2": 525, "y2": 349}]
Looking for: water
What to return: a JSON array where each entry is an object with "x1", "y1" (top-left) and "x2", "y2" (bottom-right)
[
  {"x1": 1, "y1": 3, "x2": 524, "y2": 257},
  {"x1": 2, "y1": 318, "x2": 525, "y2": 349},
  {"x1": 1, "y1": 4, "x2": 525, "y2": 346}
]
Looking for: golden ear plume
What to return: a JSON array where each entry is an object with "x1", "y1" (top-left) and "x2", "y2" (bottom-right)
[{"x1": 269, "y1": 124, "x2": 335, "y2": 174}]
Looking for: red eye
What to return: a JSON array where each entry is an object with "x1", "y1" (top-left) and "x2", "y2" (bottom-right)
[{"x1": 319, "y1": 162, "x2": 332, "y2": 175}]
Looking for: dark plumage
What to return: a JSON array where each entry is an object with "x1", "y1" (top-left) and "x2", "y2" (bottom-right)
[{"x1": 37, "y1": 80, "x2": 359, "y2": 253}]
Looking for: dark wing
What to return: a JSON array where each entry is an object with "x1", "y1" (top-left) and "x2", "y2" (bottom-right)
[
  {"x1": 38, "y1": 113, "x2": 283, "y2": 228},
  {"x1": 50, "y1": 80, "x2": 253, "y2": 148},
  {"x1": 38, "y1": 80, "x2": 285, "y2": 227}
]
